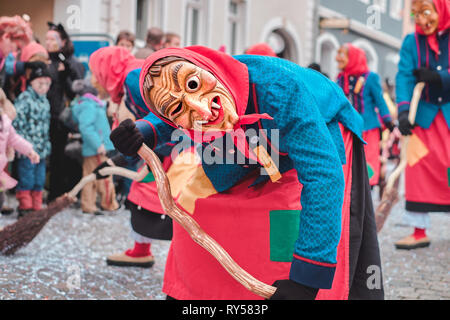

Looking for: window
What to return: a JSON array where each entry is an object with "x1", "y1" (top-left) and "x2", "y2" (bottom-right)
[
  {"x1": 136, "y1": 0, "x2": 150, "y2": 40},
  {"x1": 389, "y1": 0, "x2": 403, "y2": 20},
  {"x1": 185, "y1": 0, "x2": 209, "y2": 46},
  {"x1": 135, "y1": 0, "x2": 165, "y2": 41},
  {"x1": 359, "y1": 0, "x2": 370, "y2": 4},
  {"x1": 227, "y1": 0, "x2": 247, "y2": 55}
]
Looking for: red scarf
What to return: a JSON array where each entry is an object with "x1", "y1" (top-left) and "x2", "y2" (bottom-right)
[
  {"x1": 416, "y1": 0, "x2": 450, "y2": 56},
  {"x1": 338, "y1": 44, "x2": 369, "y2": 95},
  {"x1": 89, "y1": 46, "x2": 144, "y2": 104},
  {"x1": 139, "y1": 46, "x2": 272, "y2": 154}
]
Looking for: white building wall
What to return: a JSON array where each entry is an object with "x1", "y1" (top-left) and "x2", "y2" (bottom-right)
[{"x1": 52, "y1": 0, "x2": 315, "y2": 65}]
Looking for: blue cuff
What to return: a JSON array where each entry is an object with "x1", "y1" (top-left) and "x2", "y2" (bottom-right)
[
  {"x1": 397, "y1": 101, "x2": 410, "y2": 114},
  {"x1": 136, "y1": 119, "x2": 157, "y2": 149},
  {"x1": 438, "y1": 70, "x2": 450, "y2": 92},
  {"x1": 289, "y1": 255, "x2": 336, "y2": 289}
]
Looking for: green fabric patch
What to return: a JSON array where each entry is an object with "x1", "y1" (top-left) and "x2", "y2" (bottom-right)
[
  {"x1": 269, "y1": 210, "x2": 301, "y2": 262},
  {"x1": 367, "y1": 164, "x2": 374, "y2": 179},
  {"x1": 448, "y1": 168, "x2": 450, "y2": 187},
  {"x1": 141, "y1": 171, "x2": 155, "y2": 183}
]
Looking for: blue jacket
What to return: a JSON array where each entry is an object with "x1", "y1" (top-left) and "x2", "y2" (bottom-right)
[
  {"x1": 13, "y1": 86, "x2": 51, "y2": 158},
  {"x1": 396, "y1": 31, "x2": 450, "y2": 129},
  {"x1": 337, "y1": 71, "x2": 392, "y2": 131},
  {"x1": 71, "y1": 95, "x2": 115, "y2": 157},
  {"x1": 133, "y1": 55, "x2": 364, "y2": 289}
]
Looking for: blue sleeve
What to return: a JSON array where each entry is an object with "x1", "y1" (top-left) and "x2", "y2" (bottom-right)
[
  {"x1": 396, "y1": 34, "x2": 418, "y2": 113},
  {"x1": 368, "y1": 72, "x2": 392, "y2": 123},
  {"x1": 135, "y1": 112, "x2": 176, "y2": 150},
  {"x1": 265, "y1": 81, "x2": 344, "y2": 289}
]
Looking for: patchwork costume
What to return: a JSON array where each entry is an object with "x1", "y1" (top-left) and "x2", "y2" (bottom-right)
[
  {"x1": 111, "y1": 46, "x2": 384, "y2": 299},
  {"x1": 395, "y1": 0, "x2": 450, "y2": 248},
  {"x1": 337, "y1": 44, "x2": 394, "y2": 186}
]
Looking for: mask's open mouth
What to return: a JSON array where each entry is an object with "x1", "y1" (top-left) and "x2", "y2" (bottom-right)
[{"x1": 207, "y1": 96, "x2": 223, "y2": 125}]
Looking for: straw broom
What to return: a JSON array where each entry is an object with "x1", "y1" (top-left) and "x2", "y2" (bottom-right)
[
  {"x1": 375, "y1": 82, "x2": 425, "y2": 232},
  {"x1": 0, "y1": 166, "x2": 149, "y2": 256}
]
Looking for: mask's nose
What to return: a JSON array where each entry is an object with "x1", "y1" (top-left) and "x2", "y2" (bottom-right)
[{"x1": 184, "y1": 96, "x2": 212, "y2": 121}]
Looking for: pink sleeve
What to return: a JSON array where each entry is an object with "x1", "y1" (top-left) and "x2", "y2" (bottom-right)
[{"x1": 4, "y1": 116, "x2": 33, "y2": 156}]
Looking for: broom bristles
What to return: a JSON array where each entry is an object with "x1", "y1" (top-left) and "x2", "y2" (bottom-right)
[{"x1": 0, "y1": 194, "x2": 74, "y2": 255}]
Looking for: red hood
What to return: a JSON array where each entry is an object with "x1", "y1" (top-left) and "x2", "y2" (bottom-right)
[
  {"x1": 338, "y1": 43, "x2": 369, "y2": 95},
  {"x1": 89, "y1": 46, "x2": 144, "y2": 104}
]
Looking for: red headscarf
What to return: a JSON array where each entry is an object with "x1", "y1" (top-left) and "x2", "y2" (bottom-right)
[
  {"x1": 89, "y1": 46, "x2": 144, "y2": 104},
  {"x1": 415, "y1": 0, "x2": 450, "y2": 56},
  {"x1": 139, "y1": 46, "x2": 272, "y2": 162},
  {"x1": 245, "y1": 43, "x2": 277, "y2": 57},
  {"x1": 338, "y1": 43, "x2": 370, "y2": 95}
]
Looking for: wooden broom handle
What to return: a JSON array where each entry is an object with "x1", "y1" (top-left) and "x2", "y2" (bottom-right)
[
  {"x1": 67, "y1": 165, "x2": 150, "y2": 198},
  {"x1": 385, "y1": 82, "x2": 425, "y2": 191},
  {"x1": 137, "y1": 144, "x2": 277, "y2": 299}
]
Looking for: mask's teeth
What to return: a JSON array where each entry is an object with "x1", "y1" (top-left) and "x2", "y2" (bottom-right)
[
  {"x1": 195, "y1": 120, "x2": 208, "y2": 126},
  {"x1": 211, "y1": 102, "x2": 221, "y2": 110}
]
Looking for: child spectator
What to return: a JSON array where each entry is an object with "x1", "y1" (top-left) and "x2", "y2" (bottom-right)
[
  {"x1": 70, "y1": 79, "x2": 118, "y2": 215},
  {"x1": 12, "y1": 64, "x2": 51, "y2": 216}
]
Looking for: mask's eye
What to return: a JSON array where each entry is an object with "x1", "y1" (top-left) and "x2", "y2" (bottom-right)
[
  {"x1": 423, "y1": 9, "x2": 431, "y2": 16},
  {"x1": 170, "y1": 102, "x2": 183, "y2": 118},
  {"x1": 186, "y1": 75, "x2": 200, "y2": 92}
]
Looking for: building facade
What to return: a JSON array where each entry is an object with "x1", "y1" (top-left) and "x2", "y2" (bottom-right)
[{"x1": 314, "y1": 0, "x2": 413, "y2": 82}]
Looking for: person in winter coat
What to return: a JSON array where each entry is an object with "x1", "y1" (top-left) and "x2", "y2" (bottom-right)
[
  {"x1": 12, "y1": 64, "x2": 51, "y2": 216},
  {"x1": 336, "y1": 44, "x2": 395, "y2": 187},
  {"x1": 70, "y1": 79, "x2": 118, "y2": 214},
  {"x1": 394, "y1": 0, "x2": 450, "y2": 250},
  {"x1": 45, "y1": 22, "x2": 85, "y2": 202}
]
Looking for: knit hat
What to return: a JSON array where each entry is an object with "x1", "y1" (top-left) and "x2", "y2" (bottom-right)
[
  {"x1": 72, "y1": 78, "x2": 98, "y2": 96},
  {"x1": 28, "y1": 65, "x2": 51, "y2": 82}
]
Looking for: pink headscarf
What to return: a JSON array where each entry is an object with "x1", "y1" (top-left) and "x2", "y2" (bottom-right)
[
  {"x1": 338, "y1": 43, "x2": 370, "y2": 95},
  {"x1": 89, "y1": 46, "x2": 144, "y2": 104},
  {"x1": 20, "y1": 41, "x2": 48, "y2": 62},
  {"x1": 415, "y1": 0, "x2": 450, "y2": 55}
]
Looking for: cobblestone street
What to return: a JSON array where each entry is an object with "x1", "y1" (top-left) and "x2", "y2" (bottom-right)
[{"x1": 0, "y1": 183, "x2": 448, "y2": 300}]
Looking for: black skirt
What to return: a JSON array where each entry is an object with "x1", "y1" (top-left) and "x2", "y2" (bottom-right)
[{"x1": 127, "y1": 200, "x2": 173, "y2": 241}]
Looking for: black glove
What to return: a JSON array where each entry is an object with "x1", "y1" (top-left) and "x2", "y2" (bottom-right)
[
  {"x1": 93, "y1": 161, "x2": 111, "y2": 180},
  {"x1": 398, "y1": 110, "x2": 414, "y2": 136},
  {"x1": 110, "y1": 119, "x2": 144, "y2": 157},
  {"x1": 93, "y1": 154, "x2": 129, "y2": 180},
  {"x1": 384, "y1": 120, "x2": 395, "y2": 132},
  {"x1": 269, "y1": 280, "x2": 319, "y2": 300},
  {"x1": 413, "y1": 68, "x2": 443, "y2": 90},
  {"x1": 24, "y1": 61, "x2": 47, "y2": 70}
]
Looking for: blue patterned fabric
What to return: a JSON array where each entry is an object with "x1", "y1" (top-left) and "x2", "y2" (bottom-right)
[
  {"x1": 337, "y1": 71, "x2": 392, "y2": 131},
  {"x1": 134, "y1": 55, "x2": 365, "y2": 288},
  {"x1": 396, "y1": 32, "x2": 450, "y2": 129},
  {"x1": 13, "y1": 86, "x2": 51, "y2": 158}
]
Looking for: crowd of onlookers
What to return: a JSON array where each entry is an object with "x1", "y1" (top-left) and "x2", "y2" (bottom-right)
[{"x1": 0, "y1": 14, "x2": 180, "y2": 217}]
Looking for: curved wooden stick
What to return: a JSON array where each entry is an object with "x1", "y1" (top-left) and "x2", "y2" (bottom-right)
[
  {"x1": 137, "y1": 144, "x2": 277, "y2": 299},
  {"x1": 67, "y1": 165, "x2": 150, "y2": 199},
  {"x1": 385, "y1": 82, "x2": 424, "y2": 191}
]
